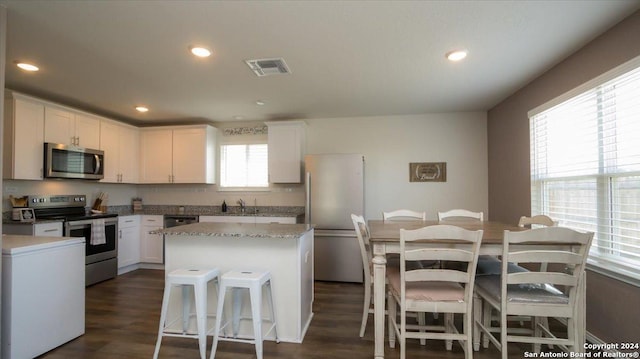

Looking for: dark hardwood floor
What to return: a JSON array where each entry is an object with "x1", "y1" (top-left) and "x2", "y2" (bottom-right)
[{"x1": 39, "y1": 269, "x2": 544, "y2": 358}]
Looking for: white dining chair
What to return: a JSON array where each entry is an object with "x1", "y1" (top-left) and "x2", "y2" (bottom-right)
[
  {"x1": 352, "y1": 214, "x2": 426, "y2": 339},
  {"x1": 518, "y1": 214, "x2": 556, "y2": 228},
  {"x1": 383, "y1": 209, "x2": 426, "y2": 221},
  {"x1": 438, "y1": 209, "x2": 484, "y2": 222},
  {"x1": 473, "y1": 227, "x2": 594, "y2": 359},
  {"x1": 387, "y1": 224, "x2": 483, "y2": 359},
  {"x1": 351, "y1": 214, "x2": 374, "y2": 337}
]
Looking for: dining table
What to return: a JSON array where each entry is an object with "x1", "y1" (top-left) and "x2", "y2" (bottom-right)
[{"x1": 366, "y1": 219, "x2": 587, "y2": 359}]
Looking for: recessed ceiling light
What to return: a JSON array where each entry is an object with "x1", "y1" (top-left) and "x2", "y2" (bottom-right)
[
  {"x1": 256, "y1": 100, "x2": 265, "y2": 106},
  {"x1": 190, "y1": 46, "x2": 212, "y2": 58},
  {"x1": 446, "y1": 50, "x2": 468, "y2": 62},
  {"x1": 16, "y1": 62, "x2": 39, "y2": 72},
  {"x1": 135, "y1": 106, "x2": 149, "y2": 113},
  {"x1": 233, "y1": 116, "x2": 244, "y2": 120}
]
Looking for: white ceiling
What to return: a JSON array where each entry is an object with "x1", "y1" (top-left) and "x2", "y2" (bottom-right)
[{"x1": 3, "y1": 0, "x2": 640, "y2": 125}]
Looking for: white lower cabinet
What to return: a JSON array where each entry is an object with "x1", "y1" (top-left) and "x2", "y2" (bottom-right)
[
  {"x1": 3, "y1": 221, "x2": 63, "y2": 237},
  {"x1": 34, "y1": 222, "x2": 64, "y2": 237},
  {"x1": 140, "y1": 215, "x2": 164, "y2": 264},
  {"x1": 199, "y1": 215, "x2": 296, "y2": 224},
  {"x1": 117, "y1": 216, "x2": 141, "y2": 271}
]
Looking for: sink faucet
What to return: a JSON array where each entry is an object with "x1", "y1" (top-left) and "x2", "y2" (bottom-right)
[{"x1": 238, "y1": 198, "x2": 246, "y2": 213}]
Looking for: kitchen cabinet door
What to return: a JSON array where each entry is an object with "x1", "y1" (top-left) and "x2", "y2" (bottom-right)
[
  {"x1": 119, "y1": 125, "x2": 140, "y2": 183},
  {"x1": 140, "y1": 125, "x2": 216, "y2": 184},
  {"x1": 44, "y1": 106, "x2": 100, "y2": 148},
  {"x1": 172, "y1": 126, "x2": 215, "y2": 183},
  {"x1": 74, "y1": 113, "x2": 101, "y2": 149},
  {"x1": 265, "y1": 121, "x2": 305, "y2": 183},
  {"x1": 140, "y1": 215, "x2": 164, "y2": 263},
  {"x1": 100, "y1": 120, "x2": 120, "y2": 183},
  {"x1": 118, "y1": 216, "x2": 140, "y2": 269},
  {"x1": 100, "y1": 120, "x2": 139, "y2": 183},
  {"x1": 3, "y1": 93, "x2": 45, "y2": 180},
  {"x1": 139, "y1": 129, "x2": 173, "y2": 183},
  {"x1": 44, "y1": 106, "x2": 75, "y2": 145}
]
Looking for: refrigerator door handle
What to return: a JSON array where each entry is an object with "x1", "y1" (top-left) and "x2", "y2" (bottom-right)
[{"x1": 305, "y1": 172, "x2": 311, "y2": 224}]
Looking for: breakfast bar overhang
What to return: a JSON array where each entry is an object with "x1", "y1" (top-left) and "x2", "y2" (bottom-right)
[{"x1": 158, "y1": 222, "x2": 314, "y2": 343}]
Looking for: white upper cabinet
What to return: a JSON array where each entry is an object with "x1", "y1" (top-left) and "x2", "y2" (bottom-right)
[
  {"x1": 44, "y1": 106, "x2": 100, "y2": 149},
  {"x1": 139, "y1": 128, "x2": 173, "y2": 183},
  {"x1": 265, "y1": 120, "x2": 306, "y2": 183},
  {"x1": 140, "y1": 125, "x2": 217, "y2": 184},
  {"x1": 3, "y1": 93, "x2": 45, "y2": 180},
  {"x1": 100, "y1": 119, "x2": 139, "y2": 183}
]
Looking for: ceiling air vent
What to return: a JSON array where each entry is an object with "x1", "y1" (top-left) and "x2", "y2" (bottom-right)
[{"x1": 245, "y1": 58, "x2": 291, "y2": 77}]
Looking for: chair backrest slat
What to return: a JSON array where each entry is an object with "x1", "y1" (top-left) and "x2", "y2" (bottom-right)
[
  {"x1": 405, "y1": 269, "x2": 470, "y2": 283},
  {"x1": 509, "y1": 250, "x2": 584, "y2": 265},
  {"x1": 518, "y1": 214, "x2": 556, "y2": 228},
  {"x1": 438, "y1": 209, "x2": 484, "y2": 222},
  {"x1": 383, "y1": 209, "x2": 426, "y2": 221},
  {"x1": 406, "y1": 248, "x2": 474, "y2": 262},
  {"x1": 507, "y1": 272, "x2": 578, "y2": 287}
]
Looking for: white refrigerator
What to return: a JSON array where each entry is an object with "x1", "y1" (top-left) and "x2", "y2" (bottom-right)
[{"x1": 305, "y1": 154, "x2": 364, "y2": 282}]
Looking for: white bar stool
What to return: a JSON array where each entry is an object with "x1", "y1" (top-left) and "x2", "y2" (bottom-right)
[
  {"x1": 153, "y1": 268, "x2": 220, "y2": 359},
  {"x1": 210, "y1": 270, "x2": 278, "y2": 359}
]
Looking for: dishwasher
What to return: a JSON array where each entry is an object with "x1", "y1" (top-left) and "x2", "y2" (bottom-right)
[
  {"x1": 164, "y1": 215, "x2": 199, "y2": 228},
  {"x1": 162, "y1": 215, "x2": 199, "y2": 263}
]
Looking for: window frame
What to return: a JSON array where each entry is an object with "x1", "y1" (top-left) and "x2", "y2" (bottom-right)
[
  {"x1": 218, "y1": 140, "x2": 269, "y2": 191},
  {"x1": 528, "y1": 55, "x2": 640, "y2": 287}
]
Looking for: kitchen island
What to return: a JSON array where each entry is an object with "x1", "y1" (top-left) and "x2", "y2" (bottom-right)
[
  {"x1": 2, "y1": 235, "x2": 85, "y2": 359},
  {"x1": 158, "y1": 222, "x2": 314, "y2": 343}
]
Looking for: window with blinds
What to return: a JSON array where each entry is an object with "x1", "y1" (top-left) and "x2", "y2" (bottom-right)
[
  {"x1": 529, "y1": 58, "x2": 640, "y2": 285},
  {"x1": 219, "y1": 144, "x2": 268, "y2": 188}
]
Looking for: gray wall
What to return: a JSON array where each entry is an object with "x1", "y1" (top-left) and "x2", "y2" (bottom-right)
[{"x1": 487, "y1": 10, "x2": 640, "y2": 342}]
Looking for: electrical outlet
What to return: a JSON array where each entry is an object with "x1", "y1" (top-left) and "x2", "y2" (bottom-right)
[{"x1": 4, "y1": 186, "x2": 17, "y2": 194}]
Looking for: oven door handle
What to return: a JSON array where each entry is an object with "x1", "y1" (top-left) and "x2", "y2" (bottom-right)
[{"x1": 66, "y1": 218, "x2": 118, "y2": 227}]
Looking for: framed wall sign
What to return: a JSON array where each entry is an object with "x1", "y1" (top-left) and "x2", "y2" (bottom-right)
[{"x1": 409, "y1": 162, "x2": 446, "y2": 182}]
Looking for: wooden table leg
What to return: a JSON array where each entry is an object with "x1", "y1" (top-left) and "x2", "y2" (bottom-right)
[{"x1": 372, "y1": 243, "x2": 387, "y2": 359}]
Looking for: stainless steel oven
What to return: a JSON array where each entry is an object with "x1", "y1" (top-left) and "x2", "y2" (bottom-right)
[
  {"x1": 66, "y1": 216, "x2": 118, "y2": 286},
  {"x1": 26, "y1": 194, "x2": 118, "y2": 286}
]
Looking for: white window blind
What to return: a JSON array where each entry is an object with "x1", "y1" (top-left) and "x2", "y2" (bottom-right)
[
  {"x1": 529, "y1": 60, "x2": 640, "y2": 285},
  {"x1": 219, "y1": 144, "x2": 268, "y2": 188}
]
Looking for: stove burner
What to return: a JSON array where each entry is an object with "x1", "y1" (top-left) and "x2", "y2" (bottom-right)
[{"x1": 25, "y1": 194, "x2": 117, "y2": 222}]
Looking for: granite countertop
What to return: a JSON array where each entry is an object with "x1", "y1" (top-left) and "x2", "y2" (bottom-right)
[
  {"x1": 3, "y1": 218, "x2": 64, "y2": 225},
  {"x1": 109, "y1": 205, "x2": 304, "y2": 218},
  {"x1": 157, "y1": 222, "x2": 314, "y2": 239}
]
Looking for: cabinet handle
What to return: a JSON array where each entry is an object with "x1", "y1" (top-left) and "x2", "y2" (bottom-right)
[
  {"x1": 43, "y1": 228, "x2": 58, "y2": 233},
  {"x1": 119, "y1": 229, "x2": 122, "y2": 239}
]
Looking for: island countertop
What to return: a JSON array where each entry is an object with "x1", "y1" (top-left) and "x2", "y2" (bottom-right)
[{"x1": 157, "y1": 221, "x2": 314, "y2": 239}]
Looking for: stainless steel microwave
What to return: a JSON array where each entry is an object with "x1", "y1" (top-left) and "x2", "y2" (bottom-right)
[{"x1": 44, "y1": 143, "x2": 104, "y2": 180}]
